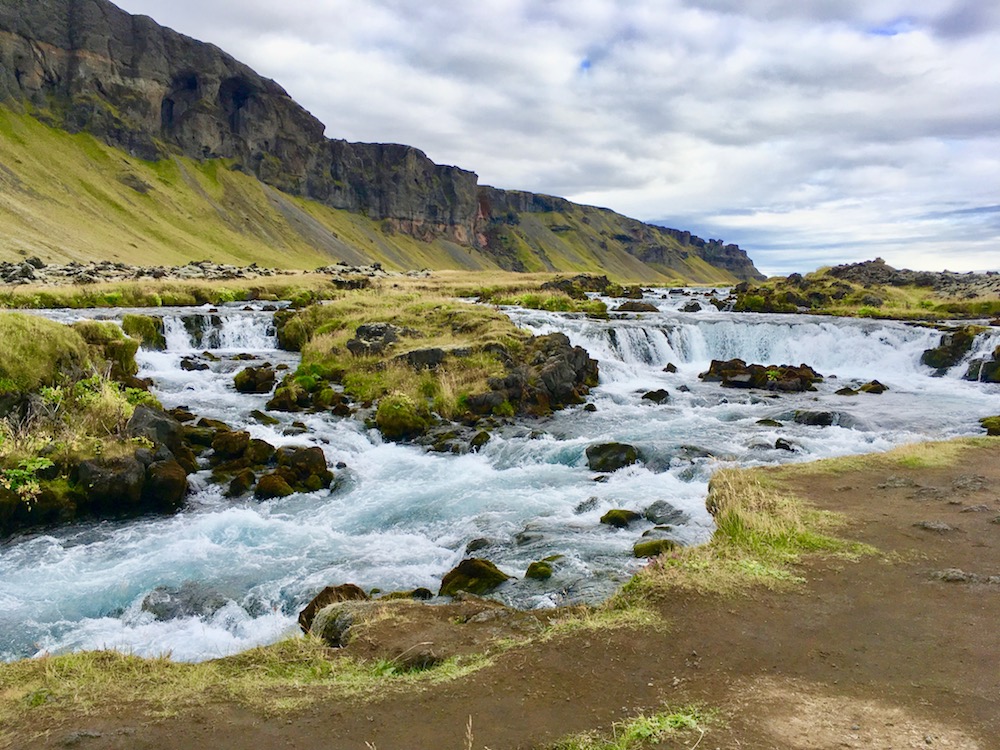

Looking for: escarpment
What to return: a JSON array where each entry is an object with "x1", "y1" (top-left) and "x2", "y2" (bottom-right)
[{"x1": 0, "y1": 0, "x2": 763, "y2": 281}]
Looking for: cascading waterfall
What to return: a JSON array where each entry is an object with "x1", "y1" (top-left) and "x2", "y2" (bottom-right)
[{"x1": 2, "y1": 297, "x2": 998, "y2": 663}]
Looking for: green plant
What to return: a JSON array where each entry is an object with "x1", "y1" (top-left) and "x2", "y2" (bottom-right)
[{"x1": 0, "y1": 457, "x2": 54, "y2": 507}]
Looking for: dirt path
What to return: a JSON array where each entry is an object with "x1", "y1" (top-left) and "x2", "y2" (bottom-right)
[{"x1": 14, "y1": 443, "x2": 1000, "y2": 750}]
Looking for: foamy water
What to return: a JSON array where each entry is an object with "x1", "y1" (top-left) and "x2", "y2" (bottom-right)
[{"x1": 2, "y1": 297, "x2": 997, "y2": 661}]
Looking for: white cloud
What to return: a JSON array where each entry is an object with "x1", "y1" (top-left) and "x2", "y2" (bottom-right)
[{"x1": 114, "y1": 0, "x2": 1000, "y2": 274}]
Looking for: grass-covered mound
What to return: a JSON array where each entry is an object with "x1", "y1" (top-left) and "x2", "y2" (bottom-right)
[
  {"x1": 274, "y1": 289, "x2": 524, "y2": 420},
  {"x1": 0, "y1": 313, "x2": 164, "y2": 536}
]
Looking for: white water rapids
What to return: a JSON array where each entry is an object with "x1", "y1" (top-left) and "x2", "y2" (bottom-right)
[{"x1": 2, "y1": 295, "x2": 998, "y2": 662}]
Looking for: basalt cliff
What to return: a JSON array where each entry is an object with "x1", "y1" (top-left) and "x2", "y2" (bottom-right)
[{"x1": 0, "y1": 0, "x2": 763, "y2": 281}]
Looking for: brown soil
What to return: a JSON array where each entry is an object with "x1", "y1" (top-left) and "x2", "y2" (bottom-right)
[{"x1": 10, "y1": 443, "x2": 1000, "y2": 750}]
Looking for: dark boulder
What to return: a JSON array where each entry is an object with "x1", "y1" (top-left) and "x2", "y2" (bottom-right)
[
  {"x1": 964, "y1": 346, "x2": 1000, "y2": 383},
  {"x1": 234, "y1": 365, "x2": 276, "y2": 394},
  {"x1": 921, "y1": 327, "x2": 980, "y2": 372},
  {"x1": 439, "y1": 558, "x2": 512, "y2": 597},
  {"x1": 614, "y1": 301, "x2": 659, "y2": 313},
  {"x1": 77, "y1": 455, "x2": 146, "y2": 514},
  {"x1": 641, "y1": 389, "x2": 670, "y2": 404},
  {"x1": 228, "y1": 468, "x2": 256, "y2": 497},
  {"x1": 346, "y1": 323, "x2": 399, "y2": 356},
  {"x1": 127, "y1": 406, "x2": 185, "y2": 453},
  {"x1": 586, "y1": 442, "x2": 639, "y2": 472},
  {"x1": 680, "y1": 301, "x2": 702, "y2": 313},
  {"x1": 395, "y1": 348, "x2": 446, "y2": 370},
  {"x1": 180, "y1": 357, "x2": 210, "y2": 372},
  {"x1": 276, "y1": 446, "x2": 334, "y2": 491},
  {"x1": 142, "y1": 460, "x2": 188, "y2": 510},
  {"x1": 699, "y1": 359, "x2": 822, "y2": 392},
  {"x1": 298, "y1": 583, "x2": 370, "y2": 633}
]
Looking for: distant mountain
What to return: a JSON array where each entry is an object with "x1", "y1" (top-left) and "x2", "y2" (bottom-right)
[{"x1": 0, "y1": 0, "x2": 764, "y2": 281}]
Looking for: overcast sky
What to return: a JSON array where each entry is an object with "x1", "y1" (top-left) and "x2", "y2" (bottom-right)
[{"x1": 114, "y1": 0, "x2": 1000, "y2": 275}]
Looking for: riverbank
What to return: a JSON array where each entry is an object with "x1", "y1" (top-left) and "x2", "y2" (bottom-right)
[{"x1": 2, "y1": 437, "x2": 997, "y2": 749}]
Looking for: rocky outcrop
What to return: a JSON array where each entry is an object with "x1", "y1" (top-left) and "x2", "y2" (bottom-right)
[
  {"x1": 465, "y1": 333, "x2": 599, "y2": 417},
  {"x1": 699, "y1": 359, "x2": 823, "y2": 392},
  {"x1": 0, "y1": 0, "x2": 763, "y2": 281}
]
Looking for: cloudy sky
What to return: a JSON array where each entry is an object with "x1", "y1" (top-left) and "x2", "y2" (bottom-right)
[{"x1": 114, "y1": 0, "x2": 999, "y2": 275}]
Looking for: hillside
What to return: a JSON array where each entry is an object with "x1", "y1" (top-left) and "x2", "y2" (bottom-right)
[{"x1": 0, "y1": 0, "x2": 762, "y2": 282}]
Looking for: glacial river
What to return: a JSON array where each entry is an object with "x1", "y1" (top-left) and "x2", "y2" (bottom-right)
[{"x1": 2, "y1": 292, "x2": 998, "y2": 661}]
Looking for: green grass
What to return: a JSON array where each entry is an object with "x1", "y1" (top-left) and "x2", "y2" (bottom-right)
[
  {"x1": 0, "y1": 636, "x2": 494, "y2": 729},
  {"x1": 284, "y1": 288, "x2": 524, "y2": 419},
  {"x1": 546, "y1": 706, "x2": 713, "y2": 750},
  {"x1": 621, "y1": 467, "x2": 876, "y2": 599},
  {"x1": 0, "y1": 313, "x2": 92, "y2": 392}
]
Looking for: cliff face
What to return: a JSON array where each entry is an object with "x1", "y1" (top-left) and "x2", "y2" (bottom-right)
[{"x1": 0, "y1": 0, "x2": 764, "y2": 281}]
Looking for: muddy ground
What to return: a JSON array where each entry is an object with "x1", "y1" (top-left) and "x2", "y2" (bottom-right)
[{"x1": 8, "y1": 442, "x2": 1000, "y2": 750}]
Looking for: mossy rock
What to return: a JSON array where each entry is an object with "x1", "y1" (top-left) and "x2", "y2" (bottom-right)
[
  {"x1": 860, "y1": 380, "x2": 888, "y2": 394},
  {"x1": 73, "y1": 320, "x2": 139, "y2": 380},
  {"x1": 633, "y1": 539, "x2": 678, "y2": 558},
  {"x1": 525, "y1": 560, "x2": 554, "y2": 580},
  {"x1": 439, "y1": 558, "x2": 512, "y2": 597},
  {"x1": 756, "y1": 418, "x2": 783, "y2": 427},
  {"x1": 228, "y1": 469, "x2": 256, "y2": 497},
  {"x1": 981, "y1": 416, "x2": 1000, "y2": 436},
  {"x1": 121, "y1": 314, "x2": 166, "y2": 351},
  {"x1": 600, "y1": 509, "x2": 642, "y2": 528},
  {"x1": 254, "y1": 473, "x2": 294, "y2": 499},
  {"x1": 586, "y1": 442, "x2": 639, "y2": 472},
  {"x1": 375, "y1": 393, "x2": 432, "y2": 440}
]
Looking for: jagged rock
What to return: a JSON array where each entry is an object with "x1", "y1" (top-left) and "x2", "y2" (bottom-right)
[
  {"x1": 395, "y1": 348, "x2": 446, "y2": 370},
  {"x1": 439, "y1": 558, "x2": 512, "y2": 597},
  {"x1": 346, "y1": 323, "x2": 399, "y2": 356},
  {"x1": 681, "y1": 301, "x2": 702, "y2": 313},
  {"x1": 180, "y1": 357, "x2": 210, "y2": 372},
  {"x1": 774, "y1": 438, "x2": 796, "y2": 452},
  {"x1": 586, "y1": 442, "x2": 639, "y2": 472},
  {"x1": 699, "y1": 359, "x2": 823, "y2": 392},
  {"x1": 298, "y1": 583, "x2": 370, "y2": 633},
  {"x1": 965, "y1": 347, "x2": 1000, "y2": 383}
]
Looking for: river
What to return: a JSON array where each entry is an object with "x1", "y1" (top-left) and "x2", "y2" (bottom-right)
[{"x1": 1, "y1": 291, "x2": 998, "y2": 661}]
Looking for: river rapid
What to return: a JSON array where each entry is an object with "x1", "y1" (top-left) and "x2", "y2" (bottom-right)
[{"x1": 2, "y1": 291, "x2": 998, "y2": 662}]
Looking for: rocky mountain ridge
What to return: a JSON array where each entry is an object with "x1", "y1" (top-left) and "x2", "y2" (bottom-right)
[{"x1": 0, "y1": 0, "x2": 763, "y2": 281}]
